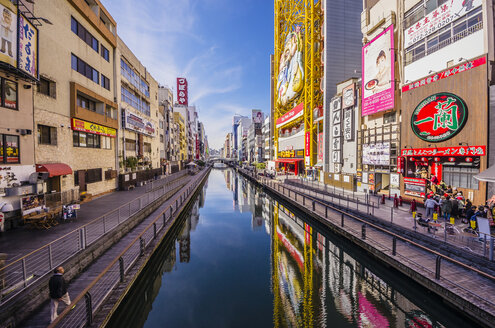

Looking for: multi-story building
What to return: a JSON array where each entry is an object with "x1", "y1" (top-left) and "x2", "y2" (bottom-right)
[
  {"x1": 117, "y1": 37, "x2": 160, "y2": 173},
  {"x1": 398, "y1": 0, "x2": 493, "y2": 205},
  {"x1": 0, "y1": 0, "x2": 38, "y2": 228},
  {"x1": 173, "y1": 112, "x2": 186, "y2": 166},
  {"x1": 35, "y1": 0, "x2": 118, "y2": 196},
  {"x1": 263, "y1": 116, "x2": 271, "y2": 161},
  {"x1": 158, "y1": 85, "x2": 173, "y2": 172}
]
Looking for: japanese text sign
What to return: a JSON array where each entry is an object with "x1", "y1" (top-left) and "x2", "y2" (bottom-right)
[
  {"x1": 400, "y1": 146, "x2": 486, "y2": 157},
  {"x1": 71, "y1": 118, "x2": 116, "y2": 137},
  {"x1": 18, "y1": 14, "x2": 38, "y2": 79},
  {"x1": 362, "y1": 25, "x2": 394, "y2": 116},
  {"x1": 177, "y1": 77, "x2": 188, "y2": 106},
  {"x1": 411, "y1": 92, "x2": 467, "y2": 142}
]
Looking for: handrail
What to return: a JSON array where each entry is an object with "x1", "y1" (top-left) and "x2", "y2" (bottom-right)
[
  {"x1": 248, "y1": 170, "x2": 495, "y2": 283},
  {"x1": 48, "y1": 168, "x2": 209, "y2": 328},
  {"x1": 0, "y1": 171, "x2": 186, "y2": 272}
]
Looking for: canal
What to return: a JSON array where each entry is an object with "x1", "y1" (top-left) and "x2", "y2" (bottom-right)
[{"x1": 107, "y1": 168, "x2": 479, "y2": 328}]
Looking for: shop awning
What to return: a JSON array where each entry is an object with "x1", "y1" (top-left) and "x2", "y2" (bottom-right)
[
  {"x1": 275, "y1": 158, "x2": 304, "y2": 163},
  {"x1": 474, "y1": 165, "x2": 495, "y2": 183},
  {"x1": 36, "y1": 163, "x2": 73, "y2": 178}
]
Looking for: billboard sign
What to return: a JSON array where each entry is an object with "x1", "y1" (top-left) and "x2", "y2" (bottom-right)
[
  {"x1": 404, "y1": 0, "x2": 482, "y2": 49},
  {"x1": 343, "y1": 108, "x2": 354, "y2": 141},
  {"x1": 124, "y1": 110, "x2": 156, "y2": 137},
  {"x1": 0, "y1": 0, "x2": 16, "y2": 68},
  {"x1": 276, "y1": 102, "x2": 304, "y2": 128},
  {"x1": 342, "y1": 83, "x2": 356, "y2": 108},
  {"x1": 71, "y1": 118, "x2": 116, "y2": 137},
  {"x1": 362, "y1": 142, "x2": 390, "y2": 165},
  {"x1": 252, "y1": 109, "x2": 263, "y2": 135},
  {"x1": 411, "y1": 93, "x2": 467, "y2": 142},
  {"x1": 18, "y1": 13, "x2": 38, "y2": 79},
  {"x1": 277, "y1": 26, "x2": 304, "y2": 106},
  {"x1": 362, "y1": 25, "x2": 394, "y2": 116},
  {"x1": 400, "y1": 145, "x2": 485, "y2": 157},
  {"x1": 176, "y1": 78, "x2": 188, "y2": 106}
]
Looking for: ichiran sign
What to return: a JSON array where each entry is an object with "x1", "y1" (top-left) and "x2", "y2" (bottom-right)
[{"x1": 411, "y1": 92, "x2": 467, "y2": 143}]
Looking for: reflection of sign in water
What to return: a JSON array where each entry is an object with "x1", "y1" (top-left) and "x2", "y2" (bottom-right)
[
  {"x1": 277, "y1": 27, "x2": 304, "y2": 106},
  {"x1": 411, "y1": 93, "x2": 467, "y2": 142}
]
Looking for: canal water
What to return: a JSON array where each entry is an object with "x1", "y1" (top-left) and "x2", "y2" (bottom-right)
[{"x1": 108, "y1": 169, "x2": 479, "y2": 328}]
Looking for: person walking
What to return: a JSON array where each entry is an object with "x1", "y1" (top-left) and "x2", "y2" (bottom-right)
[
  {"x1": 49, "y1": 266, "x2": 71, "y2": 323},
  {"x1": 424, "y1": 196, "x2": 439, "y2": 219},
  {"x1": 441, "y1": 196, "x2": 452, "y2": 222}
]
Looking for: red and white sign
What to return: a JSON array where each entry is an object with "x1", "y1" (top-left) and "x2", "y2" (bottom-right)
[
  {"x1": 404, "y1": 0, "x2": 482, "y2": 48},
  {"x1": 176, "y1": 78, "x2": 188, "y2": 106},
  {"x1": 404, "y1": 177, "x2": 427, "y2": 185},
  {"x1": 431, "y1": 162, "x2": 443, "y2": 181},
  {"x1": 404, "y1": 177, "x2": 427, "y2": 198},
  {"x1": 276, "y1": 103, "x2": 304, "y2": 128},
  {"x1": 402, "y1": 56, "x2": 486, "y2": 92},
  {"x1": 397, "y1": 156, "x2": 404, "y2": 174},
  {"x1": 305, "y1": 131, "x2": 310, "y2": 157},
  {"x1": 401, "y1": 146, "x2": 486, "y2": 157}
]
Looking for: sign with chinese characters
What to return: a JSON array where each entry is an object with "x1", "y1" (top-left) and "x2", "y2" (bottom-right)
[
  {"x1": 123, "y1": 110, "x2": 156, "y2": 137},
  {"x1": 400, "y1": 145, "x2": 485, "y2": 157},
  {"x1": 332, "y1": 124, "x2": 341, "y2": 137},
  {"x1": 18, "y1": 14, "x2": 38, "y2": 79},
  {"x1": 411, "y1": 93, "x2": 468, "y2": 142},
  {"x1": 332, "y1": 150, "x2": 341, "y2": 163},
  {"x1": 404, "y1": 0, "x2": 482, "y2": 48},
  {"x1": 343, "y1": 108, "x2": 354, "y2": 141},
  {"x1": 176, "y1": 78, "x2": 188, "y2": 106},
  {"x1": 362, "y1": 25, "x2": 394, "y2": 116},
  {"x1": 402, "y1": 57, "x2": 486, "y2": 92},
  {"x1": 317, "y1": 133, "x2": 323, "y2": 163},
  {"x1": 342, "y1": 83, "x2": 356, "y2": 108},
  {"x1": 330, "y1": 96, "x2": 341, "y2": 112},
  {"x1": 404, "y1": 177, "x2": 426, "y2": 198},
  {"x1": 71, "y1": 118, "x2": 116, "y2": 137},
  {"x1": 0, "y1": 0, "x2": 16, "y2": 68},
  {"x1": 362, "y1": 142, "x2": 390, "y2": 165},
  {"x1": 390, "y1": 173, "x2": 400, "y2": 188},
  {"x1": 278, "y1": 149, "x2": 304, "y2": 159},
  {"x1": 276, "y1": 102, "x2": 304, "y2": 128},
  {"x1": 332, "y1": 111, "x2": 341, "y2": 125}
]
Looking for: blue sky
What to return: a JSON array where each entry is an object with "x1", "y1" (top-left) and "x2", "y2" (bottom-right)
[{"x1": 101, "y1": 0, "x2": 274, "y2": 149}]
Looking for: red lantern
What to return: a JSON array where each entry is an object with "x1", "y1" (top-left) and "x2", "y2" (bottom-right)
[
  {"x1": 448, "y1": 157, "x2": 456, "y2": 162},
  {"x1": 466, "y1": 157, "x2": 473, "y2": 163},
  {"x1": 434, "y1": 157, "x2": 441, "y2": 162},
  {"x1": 421, "y1": 157, "x2": 428, "y2": 162},
  {"x1": 409, "y1": 157, "x2": 416, "y2": 161}
]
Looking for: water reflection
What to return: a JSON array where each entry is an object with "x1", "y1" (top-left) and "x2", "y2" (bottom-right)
[{"x1": 109, "y1": 169, "x2": 477, "y2": 328}]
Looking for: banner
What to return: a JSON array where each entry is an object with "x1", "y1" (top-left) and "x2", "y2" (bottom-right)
[
  {"x1": 177, "y1": 78, "x2": 188, "y2": 106},
  {"x1": 0, "y1": 0, "x2": 16, "y2": 68},
  {"x1": 404, "y1": 0, "x2": 482, "y2": 48},
  {"x1": 362, "y1": 142, "x2": 390, "y2": 165},
  {"x1": 400, "y1": 145, "x2": 485, "y2": 157},
  {"x1": 71, "y1": 118, "x2": 116, "y2": 137},
  {"x1": 362, "y1": 25, "x2": 394, "y2": 116},
  {"x1": 276, "y1": 103, "x2": 304, "y2": 128},
  {"x1": 18, "y1": 13, "x2": 38, "y2": 79}
]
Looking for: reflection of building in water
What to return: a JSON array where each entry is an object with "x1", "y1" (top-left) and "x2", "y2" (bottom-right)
[
  {"x1": 223, "y1": 169, "x2": 232, "y2": 191},
  {"x1": 190, "y1": 201, "x2": 200, "y2": 232},
  {"x1": 251, "y1": 185, "x2": 264, "y2": 229},
  {"x1": 271, "y1": 201, "x2": 446, "y2": 328},
  {"x1": 178, "y1": 211, "x2": 192, "y2": 263},
  {"x1": 198, "y1": 181, "x2": 207, "y2": 209}
]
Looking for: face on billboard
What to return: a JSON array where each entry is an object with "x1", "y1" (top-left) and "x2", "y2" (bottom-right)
[
  {"x1": 0, "y1": 0, "x2": 17, "y2": 68},
  {"x1": 362, "y1": 25, "x2": 394, "y2": 116},
  {"x1": 277, "y1": 26, "x2": 304, "y2": 106}
]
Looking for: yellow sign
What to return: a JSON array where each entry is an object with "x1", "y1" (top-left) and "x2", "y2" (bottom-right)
[
  {"x1": 71, "y1": 118, "x2": 116, "y2": 138},
  {"x1": 433, "y1": 212, "x2": 438, "y2": 221},
  {"x1": 278, "y1": 149, "x2": 304, "y2": 158}
]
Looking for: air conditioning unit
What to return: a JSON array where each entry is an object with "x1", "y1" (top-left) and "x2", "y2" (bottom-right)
[{"x1": 29, "y1": 172, "x2": 49, "y2": 184}]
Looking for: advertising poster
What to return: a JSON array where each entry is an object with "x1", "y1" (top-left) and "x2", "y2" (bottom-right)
[
  {"x1": 252, "y1": 109, "x2": 263, "y2": 135},
  {"x1": 18, "y1": 13, "x2": 38, "y2": 79},
  {"x1": 277, "y1": 26, "x2": 304, "y2": 106},
  {"x1": 176, "y1": 78, "x2": 188, "y2": 106},
  {"x1": 124, "y1": 110, "x2": 156, "y2": 137},
  {"x1": 20, "y1": 194, "x2": 45, "y2": 216},
  {"x1": 362, "y1": 25, "x2": 394, "y2": 116},
  {"x1": 362, "y1": 142, "x2": 390, "y2": 165},
  {"x1": 0, "y1": 0, "x2": 16, "y2": 68}
]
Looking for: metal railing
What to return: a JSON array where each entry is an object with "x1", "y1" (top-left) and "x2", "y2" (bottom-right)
[
  {"x1": 251, "y1": 172, "x2": 495, "y2": 314},
  {"x1": 49, "y1": 168, "x2": 209, "y2": 328},
  {"x1": 0, "y1": 171, "x2": 189, "y2": 305},
  {"x1": 45, "y1": 188, "x2": 80, "y2": 208},
  {"x1": 144, "y1": 170, "x2": 188, "y2": 193}
]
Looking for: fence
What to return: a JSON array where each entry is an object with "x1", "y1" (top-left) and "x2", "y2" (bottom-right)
[
  {"x1": 49, "y1": 168, "x2": 209, "y2": 328},
  {"x1": 0, "y1": 171, "x2": 189, "y2": 306},
  {"x1": 44, "y1": 188, "x2": 80, "y2": 209},
  {"x1": 249, "y1": 172, "x2": 495, "y2": 318}
]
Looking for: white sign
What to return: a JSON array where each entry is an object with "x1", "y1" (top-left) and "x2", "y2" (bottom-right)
[
  {"x1": 390, "y1": 173, "x2": 400, "y2": 188},
  {"x1": 332, "y1": 137, "x2": 341, "y2": 151},
  {"x1": 343, "y1": 175, "x2": 350, "y2": 183},
  {"x1": 124, "y1": 110, "x2": 156, "y2": 137},
  {"x1": 404, "y1": 0, "x2": 482, "y2": 48},
  {"x1": 332, "y1": 124, "x2": 341, "y2": 138},
  {"x1": 362, "y1": 172, "x2": 369, "y2": 184},
  {"x1": 330, "y1": 96, "x2": 341, "y2": 112},
  {"x1": 362, "y1": 142, "x2": 390, "y2": 166},
  {"x1": 334, "y1": 174, "x2": 340, "y2": 181},
  {"x1": 332, "y1": 151, "x2": 341, "y2": 163},
  {"x1": 332, "y1": 111, "x2": 341, "y2": 125},
  {"x1": 343, "y1": 108, "x2": 354, "y2": 141}
]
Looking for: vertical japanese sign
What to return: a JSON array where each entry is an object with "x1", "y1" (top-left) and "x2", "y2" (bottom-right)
[
  {"x1": 317, "y1": 133, "x2": 323, "y2": 163},
  {"x1": 305, "y1": 131, "x2": 310, "y2": 166},
  {"x1": 18, "y1": 13, "x2": 37, "y2": 79},
  {"x1": 343, "y1": 108, "x2": 354, "y2": 141},
  {"x1": 176, "y1": 78, "x2": 188, "y2": 106},
  {"x1": 362, "y1": 25, "x2": 394, "y2": 116},
  {"x1": 0, "y1": 0, "x2": 16, "y2": 68}
]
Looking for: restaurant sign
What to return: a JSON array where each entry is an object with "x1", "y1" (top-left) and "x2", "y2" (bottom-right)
[
  {"x1": 71, "y1": 118, "x2": 116, "y2": 138},
  {"x1": 401, "y1": 145, "x2": 486, "y2": 157},
  {"x1": 124, "y1": 110, "x2": 156, "y2": 137},
  {"x1": 411, "y1": 93, "x2": 467, "y2": 142},
  {"x1": 278, "y1": 149, "x2": 304, "y2": 159}
]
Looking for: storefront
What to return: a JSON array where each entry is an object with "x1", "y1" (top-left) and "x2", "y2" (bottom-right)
[
  {"x1": 400, "y1": 55, "x2": 488, "y2": 205},
  {"x1": 276, "y1": 103, "x2": 305, "y2": 176}
]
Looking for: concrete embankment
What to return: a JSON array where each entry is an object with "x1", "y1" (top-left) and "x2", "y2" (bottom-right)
[{"x1": 237, "y1": 167, "x2": 495, "y2": 328}]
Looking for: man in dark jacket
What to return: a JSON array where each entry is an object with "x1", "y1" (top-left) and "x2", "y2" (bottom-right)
[{"x1": 49, "y1": 266, "x2": 71, "y2": 323}]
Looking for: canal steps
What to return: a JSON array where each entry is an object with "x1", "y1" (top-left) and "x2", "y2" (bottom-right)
[{"x1": 237, "y1": 168, "x2": 495, "y2": 328}]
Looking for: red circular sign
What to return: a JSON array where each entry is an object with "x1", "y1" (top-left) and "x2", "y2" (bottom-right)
[{"x1": 411, "y1": 93, "x2": 467, "y2": 142}]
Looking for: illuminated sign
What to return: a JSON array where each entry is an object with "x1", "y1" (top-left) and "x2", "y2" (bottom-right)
[
  {"x1": 71, "y1": 118, "x2": 116, "y2": 138},
  {"x1": 411, "y1": 93, "x2": 467, "y2": 142},
  {"x1": 401, "y1": 145, "x2": 485, "y2": 157}
]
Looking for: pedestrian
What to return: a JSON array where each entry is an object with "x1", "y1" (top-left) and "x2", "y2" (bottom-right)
[
  {"x1": 424, "y1": 195, "x2": 439, "y2": 219},
  {"x1": 451, "y1": 196, "x2": 459, "y2": 222},
  {"x1": 49, "y1": 266, "x2": 71, "y2": 323},
  {"x1": 409, "y1": 199, "x2": 417, "y2": 213},
  {"x1": 441, "y1": 196, "x2": 452, "y2": 222}
]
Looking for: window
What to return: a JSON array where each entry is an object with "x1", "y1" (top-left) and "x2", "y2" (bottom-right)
[
  {"x1": 71, "y1": 16, "x2": 99, "y2": 52},
  {"x1": 0, "y1": 134, "x2": 19, "y2": 163},
  {"x1": 71, "y1": 54, "x2": 100, "y2": 84},
  {"x1": 101, "y1": 45, "x2": 109, "y2": 61},
  {"x1": 101, "y1": 136, "x2": 112, "y2": 149},
  {"x1": 38, "y1": 125, "x2": 57, "y2": 145},
  {"x1": 144, "y1": 142, "x2": 151, "y2": 153},
  {"x1": 121, "y1": 85, "x2": 150, "y2": 116},
  {"x1": 443, "y1": 165, "x2": 479, "y2": 190},
  {"x1": 383, "y1": 112, "x2": 396, "y2": 124},
  {"x1": 73, "y1": 131, "x2": 102, "y2": 148},
  {"x1": 77, "y1": 94, "x2": 96, "y2": 111},
  {"x1": 120, "y1": 58, "x2": 150, "y2": 97},
  {"x1": 86, "y1": 168, "x2": 102, "y2": 183},
  {"x1": 37, "y1": 77, "x2": 56, "y2": 98},
  {"x1": 125, "y1": 138, "x2": 135, "y2": 151},
  {"x1": 101, "y1": 74, "x2": 110, "y2": 90}
]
